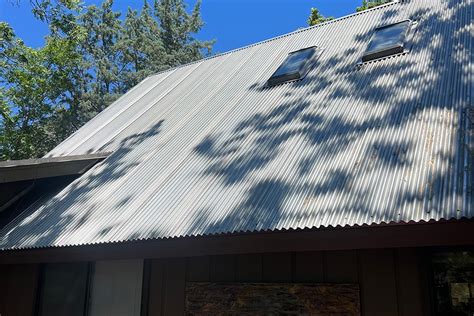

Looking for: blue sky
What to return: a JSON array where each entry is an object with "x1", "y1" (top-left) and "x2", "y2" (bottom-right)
[{"x1": 0, "y1": 0, "x2": 361, "y2": 54}]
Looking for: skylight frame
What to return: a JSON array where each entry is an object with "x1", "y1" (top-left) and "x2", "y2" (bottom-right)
[
  {"x1": 362, "y1": 20, "x2": 412, "y2": 62},
  {"x1": 267, "y1": 46, "x2": 320, "y2": 87}
]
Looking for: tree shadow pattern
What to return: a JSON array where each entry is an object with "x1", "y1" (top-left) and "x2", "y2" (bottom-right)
[
  {"x1": 185, "y1": 0, "x2": 472, "y2": 235},
  {"x1": 0, "y1": 120, "x2": 163, "y2": 248},
  {"x1": 0, "y1": 0, "x2": 472, "y2": 248}
]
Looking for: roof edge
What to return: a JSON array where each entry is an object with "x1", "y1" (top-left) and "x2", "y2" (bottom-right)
[
  {"x1": 1, "y1": 216, "x2": 470, "y2": 252},
  {"x1": 1, "y1": 218, "x2": 472, "y2": 264},
  {"x1": 0, "y1": 152, "x2": 110, "y2": 183},
  {"x1": 142, "y1": 0, "x2": 400, "y2": 82}
]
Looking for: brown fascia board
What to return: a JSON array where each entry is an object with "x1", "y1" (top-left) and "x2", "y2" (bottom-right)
[
  {"x1": 0, "y1": 152, "x2": 110, "y2": 184},
  {"x1": 0, "y1": 219, "x2": 473, "y2": 265}
]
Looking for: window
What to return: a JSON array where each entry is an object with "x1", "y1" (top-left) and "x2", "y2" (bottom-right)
[
  {"x1": 268, "y1": 46, "x2": 319, "y2": 86},
  {"x1": 362, "y1": 20, "x2": 411, "y2": 62},
  {"x1": 431, "y1": 251, "x2": 474, "y2": 315},
  {"x1": 37, "y1": 260, "x2": 144, "y2": 316},
  {"x1": 88, "y1": 260, "x2": 144, "y2": 316},
  {"x1": 38, "y1": 263, "x2": 89, "y2": 316}
]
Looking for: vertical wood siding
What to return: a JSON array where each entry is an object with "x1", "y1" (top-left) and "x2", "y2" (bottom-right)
[
  {"x1": 147, "y1": 248, "x2": 427, "y2": 316},
  {"x1": 395, "y1": 248, "x2": 425, "y2": 316},
  {"x1": 359, "y1": 249, "x2": 399, "y2": 316},
  {"x1": 0, "y1": 264, "x2": 39, "y2": 316},
  {"x1": 0, "y1": 248, "x2": 427, "y2": 316},
  {"x1": 145, "y1": 259, "x2": 187, "y2": 316}
]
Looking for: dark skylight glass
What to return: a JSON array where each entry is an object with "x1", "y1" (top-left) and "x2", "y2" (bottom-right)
[
  {"x1": 268, "y1": 46, "x2": 318, "y2": 86},
  {"x1": 362, "y1": 20, "x2": 411, "y2": 62}
]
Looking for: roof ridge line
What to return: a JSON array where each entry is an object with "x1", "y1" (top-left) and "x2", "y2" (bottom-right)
[{"x1": 143, "y1": 0, "x2": 400, "y2": 81}]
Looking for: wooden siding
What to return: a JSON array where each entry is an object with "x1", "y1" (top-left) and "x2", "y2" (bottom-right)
[
  {"x1": 146, "y1": 248, "x2": 427, "y2": 316},
  {"x1": 0, "y1": 248, "x2": 427, "y2": 316},
  {"x1": 0, "y1": 264, "x2": 39, "y2": 316}
]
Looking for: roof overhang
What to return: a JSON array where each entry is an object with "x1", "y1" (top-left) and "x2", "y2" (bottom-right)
[
  {"x1": 0, "y1": 153, "x2": 110, "y2": 216},
  {"x1": 0, "y1": 152, "x2": 110, "y2": 184},
  {"x1": 1, "y1": 219, "x2": 472, "y2": 264}
]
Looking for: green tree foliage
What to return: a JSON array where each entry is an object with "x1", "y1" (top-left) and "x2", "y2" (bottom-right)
[
  {"x1": 307, "y1": 8, "x2": 334, "y2": 26},
  {"x1": 356, "y1": 0, "x2": 393, "y2": 12},
  {"x1": 0, "y1": 22, "x2": 83, "y2": 159},
  {"x1": 81, "y1": 0, "x2": 124, "y2": 112},
  {"x1": 0, "y1": 0, "x2": 213, "y2": 160},
  {"x1": 118, "y1": 2, "x2": 166, "y2": 88},
  {"x1": 155, "y1": 0, "x2": 213, "y2": 66},
  {"x1": 308, "y1": 0, "x2": 394, "y2": 27}
]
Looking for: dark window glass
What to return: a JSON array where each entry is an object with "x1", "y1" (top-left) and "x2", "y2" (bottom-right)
[
  {"x1": 432, "y1": 251, "x2": 474, "y2": 316},
  {"x1": 362, "y1": 20, "x2": 410, "y2": 62},
  {"x1": 268, "y1": 47, "x2": 318, "y2": 86},
  {"x1": 38, "y1": 263, "x2": 89, "y2": 316}
]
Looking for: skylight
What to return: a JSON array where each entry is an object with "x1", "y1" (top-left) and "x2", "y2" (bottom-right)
[
  {"x1": 268, "y1": 46, "x2": 319, "y2": 87},
  {"x1": 362, "y1": 20, "x2": 411, "y2": 62}
]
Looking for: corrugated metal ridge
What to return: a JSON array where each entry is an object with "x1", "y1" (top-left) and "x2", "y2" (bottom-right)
[
  {"x1": 1, "y1": 217, "x2": 470, "y2": 252},
  {"x1": 138, "y1": 1, "x2": 401, "y2": 83}
]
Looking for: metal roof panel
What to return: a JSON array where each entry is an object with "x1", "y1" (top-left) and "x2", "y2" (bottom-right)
[{"x1": 1, "y1": 0, "x2": 472, "y2": 250}]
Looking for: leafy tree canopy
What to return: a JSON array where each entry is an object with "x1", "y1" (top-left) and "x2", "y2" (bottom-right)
[
  {"x1": 0, "y1": 0, "x2": 213, "y2": 160},
  {"x1": 308, "y1": 0, "x2": 394, "y2": 27},
  {"x1": 307, "y1": 8, "x2": 334, "y2": 26},
  {"x1": 356, "y1": 0, "x2": 393, "y2": 12}
]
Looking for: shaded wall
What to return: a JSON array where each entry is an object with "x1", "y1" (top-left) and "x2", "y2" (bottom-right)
[
  {"x1": 0, "y1": 248, "x2": 429, "y2": 316},
  {"x1": 145, "y1": 248, "x2": 428, "y2": 316},
  {"x1": 0, "y1": 264, "x2": 39, "y2": 316}
]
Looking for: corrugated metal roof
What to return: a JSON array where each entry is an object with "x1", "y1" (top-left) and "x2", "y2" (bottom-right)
[{"x1": 1, "y1": 0, "x2": 472, "y2": 250}]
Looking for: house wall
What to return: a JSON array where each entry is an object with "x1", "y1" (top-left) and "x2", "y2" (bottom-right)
[
  {"x1": 0, "y1": 248, "x2": 429, "y2": 316},
  {"x1": 148, "y1": 248, "x2": 428, "y2": 316},
  {"x1": 145, "y1": 248, "x2": 428, "y2": 316},
  {"x1": 0, "y1": 263, "x2": 39, "y2": 316}
]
